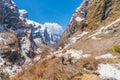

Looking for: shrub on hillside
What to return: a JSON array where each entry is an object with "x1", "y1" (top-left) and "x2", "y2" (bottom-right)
[{"x1": 112, "y1": 44, "x2": 120, "y2": 53}]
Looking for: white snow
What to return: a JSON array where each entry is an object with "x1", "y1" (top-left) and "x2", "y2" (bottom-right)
[
  {"x1": 0, "y1": 56, "x2": 5, "y2": 66},
  {"x1": 55, "y1": 53, "x2": 63, "y2": 57},
  {"x1": 104, "y1": 18, "x2": 120, "y2": 30},
  {"x1": 88, "y1": 18, "x2": 120, "y2": 39},
  {"x1": 82, "y1": 54, "x2": 91, "y2": 58},
  {"x1": 55, "y1": 49, "x2": 90, "y2": 59},
  {"x1": 0, "y1": 56, "x2": 22, "y2": 78},
  {"x1": 75, "y1": 6, "x2": 81, "y2": 12},
  {"x1": 53, "y1": 49, "x2": 63, "y2": 56},
  {"x1": 88, "y1": 26, "x2": 105, "y2": 39},
  {"x1": 11, "y1": 0, "x2": 15, "y2": 4},
  {"x1": 75, "y1": 17, "x2": 84, "y2": 22},
  {"x1": 77, "y1": 32, "x2": 89, "y2": 39},
  {"x1": 19, "y1": 10, "x2": 27, "y2": 14},
  {"x1": 70, "y1": 32, "x2": 89, "y2": 43},
  {"x1": 98, "y1": 63, "x2": 120, "y2": 80},
  {"x1": 95, "y1": 53, "x2": 118, "y2": 59},
  {"x1": 20, "y1": 37, "x2": 31, "y2": 62},
  {"x1": 64, "y1": 49, "x2": 83, "y2": 59},
  {"x1": 10, "y1": 6, "x2": 14, "y2": 9},
  {"x1": 26, "y1": 19, "x2": 63, "y2": 45},
  {"x1": 3, "y1": 65, "x2": 22, "y2": 77},
  {"x1": 70, "y1": 37, "x2": 78, "y2": 43},
  {"x1": 0, "y1": 34, "x2": 9, "y2": 45},
  {"x1": 27, "y1": 19, "x2": 41, "y2": 28},
  {"x1": 33, "y1": 38, "x2": 42, "y2": 44},
  {"x1": 91, "y1": 36, "x2": 101, "y2": 40},
  {"x1": 35, "y1": 48, "x2": 42, "y2": 54},
  {"x1": 52, "y1": 49, "x2": 84, "y2": 59},
  {"x1": 63, "y1": 32, "x2": 89, "y2": 49},
  {"x1": 19, "y1": 9, "x2": 28, "y2": 18},
  {"x1": 58, "y1": 47, "x2": 62, "y2": 50},
  {"x1": 43, "y1": 22, "x2": 63, "y2": 35},
  {"x1": 33, "y1": 56, "x2": 41, "y2": 62}
]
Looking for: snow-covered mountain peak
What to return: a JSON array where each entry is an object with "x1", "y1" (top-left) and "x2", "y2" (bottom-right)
[
  {"x1": 43, "y1": 22, "x2": 63, "y2": 36},
  {"x1": 24, "y1": 19, "x2": 63, "y2": 46},
  {"x1": 18, "y1": 9, "x2": 63, "y2": 46},
  {"x1": 19, "y1": 9, "x2": 28, "y2": 18}
]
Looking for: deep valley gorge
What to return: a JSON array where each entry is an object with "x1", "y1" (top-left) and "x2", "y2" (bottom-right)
[{"x1": 0, "y1": 0, "x2": 120, "y2": 80}]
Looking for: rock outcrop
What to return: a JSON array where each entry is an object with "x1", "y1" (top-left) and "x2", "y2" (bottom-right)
[{"x1": 0, "y1": 32, "x2": 20, "y2": 64}]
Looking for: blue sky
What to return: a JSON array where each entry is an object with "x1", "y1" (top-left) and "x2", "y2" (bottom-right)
[{"x1": 13, "y1": 0, "x2": 82, "y2": 30}]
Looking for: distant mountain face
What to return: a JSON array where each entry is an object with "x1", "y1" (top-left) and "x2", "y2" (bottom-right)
[
  {"x1": 19, "y1": 9, "x2": 63, "y2": 47},
  {"x1": 0, "y1": 0, "x2": 63, "y2": 77}
]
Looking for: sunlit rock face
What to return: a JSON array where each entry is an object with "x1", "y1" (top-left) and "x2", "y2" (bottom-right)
[
  {"x1": 59, "y1": 0, "x2": 89, "y2": 45},
  {"x1": 0, "y1": 1, "x2": 34, "y2": 75}
]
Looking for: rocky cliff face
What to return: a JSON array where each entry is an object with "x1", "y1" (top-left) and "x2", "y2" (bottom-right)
[
  {"x1": 59, "y1": 0, "x2": 120, "y2": 45},
  {"x1": 59, "y1": 0, "x2": 89, "y2": 44},
  {"x1": 0, "y1": 0, "x2": 62, "y2": 78},
  {"x1": 0, "y1": 0, "x2": 25, "y2": 64}
]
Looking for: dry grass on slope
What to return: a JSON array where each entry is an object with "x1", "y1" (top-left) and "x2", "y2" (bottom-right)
[{"x1": 12, "y1": 56, "x2": 103, "y2": 80}]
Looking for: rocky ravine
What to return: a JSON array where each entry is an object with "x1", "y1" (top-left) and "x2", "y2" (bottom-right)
[{"x1": 0, "y1": 0, "x2": 62, "y2": 78}]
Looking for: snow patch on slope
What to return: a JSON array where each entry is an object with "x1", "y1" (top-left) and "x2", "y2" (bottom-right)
[
  {"x1": 19, "y1": 9, "x2": 28, "y2": 18},
  {"x1": 75, "y1": 17, "x2": 84, "y2": 22},
  {"x1": 98, "y1": 63, "x2": 120, "y2": 80},
  {"x1": 70, "y1": 32, "x2": 89, "y2": 43},
  {"x1": 63, "y1": 32, "x2": 89, "y2": 49},
  {"x1": 91, "y1": 36, "x2": 101, "y2": 40},
  {"x1": 3, "y1": 65, "x2": 22, "y2": 78},
  {"x1": 0, "y1": 56, "x2": 5, "y2": 66},
  {"x1": 95, "y1": 53, "x2": 118, "y2": 59},
  {"x1": 20, "y1": 37, "x2": 31, "y2": 62},
  {"x1": 53, "y1": 49, "x2": 91, "y2": 59},
  {"x1": 88, "y1": 18, "x2": 120, "y2": 39},
  {"x1": 64, "y1": 49, "x2": 83, "y2": 59}
]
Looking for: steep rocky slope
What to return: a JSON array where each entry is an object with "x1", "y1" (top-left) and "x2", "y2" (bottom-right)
[
  {"x1": 0, "y1": 0, "x2": 62, "y2": 78},
  {"x1": 57, "y1": 0, "x2": 120, "y2": 59},
  {"x1": 55, "y1": 0, "x2": 120, "y2": 79},
  {"x1": 59, "y1": 0, "x2": 120, "y2": 45}
]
